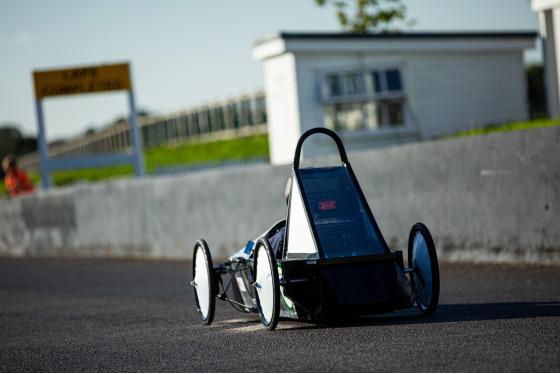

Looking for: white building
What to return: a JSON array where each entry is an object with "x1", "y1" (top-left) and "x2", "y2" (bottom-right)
[
  {"x1": 532, "y1": 0, "x2": 560, "y2": 118},
  {"x1": 252, "y1": 32, "x2": 537, "y2": 165}
]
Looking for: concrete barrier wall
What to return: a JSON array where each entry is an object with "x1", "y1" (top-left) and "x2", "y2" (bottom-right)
[{"x1": 1, "y1": 126, "x2": 558, "y2": 264}]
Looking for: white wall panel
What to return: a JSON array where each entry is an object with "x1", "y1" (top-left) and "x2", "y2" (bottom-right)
[
  {"x1": 254, "y1": 33, "x2": 534, "y2": 162},
  {"x1": 262, "y1": 53, "x2": 301, "y2": 164}
]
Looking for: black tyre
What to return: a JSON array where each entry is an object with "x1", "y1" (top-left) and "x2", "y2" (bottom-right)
[
  {"x1": 192, "y1": 239, "x2": 216, "y2": 325},
  {"x1": 253, "y1": 238, "x2": 280, "y2": 330},
  {"x1": 408, "y1": 223, "x2": 440, "y2": 315}
]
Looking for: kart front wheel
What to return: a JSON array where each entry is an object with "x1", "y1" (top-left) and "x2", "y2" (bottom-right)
[
  {"x1": 408, "y1": 223, "x2": 440, "y2": 315},
  {"x1": 192, "y1": 239, "x2": 216, "y2": 325},
  {"x1": 253, "y1": 238, "x2": 280, "y2": 330}
]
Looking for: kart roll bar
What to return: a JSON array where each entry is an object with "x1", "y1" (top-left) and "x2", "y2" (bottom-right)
[{"x1": 293, "y1": 128, "x2": 349, "y2": 169}]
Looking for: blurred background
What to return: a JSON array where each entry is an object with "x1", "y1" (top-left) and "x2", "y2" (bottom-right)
[
  {"x1": 0, "y1": 0, "x2": 544, "y2": 188},
  {"x1": 1, "y1": 0, "x2": 557, "y2": 264}
]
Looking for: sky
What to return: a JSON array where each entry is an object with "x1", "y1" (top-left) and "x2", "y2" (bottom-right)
[{"x1": 0, "y1": 0, "x2": 540, "y2": 142}]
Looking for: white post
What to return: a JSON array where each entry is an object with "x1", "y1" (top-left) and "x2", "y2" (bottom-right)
[
  {"x1": 532, "y1": 0, "x2": 560, "y2": 118},
  {"x1": 35, "y1": 99, "x2": 52, "y2": 189},
  {"x1": 128, "y1": 88, "x2": 145, "y2": 177}
]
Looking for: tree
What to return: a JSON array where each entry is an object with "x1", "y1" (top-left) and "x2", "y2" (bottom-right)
[
  {"x1": 0, "y1": 124, "x2": 37, "y2": 179},
  {"x1": 314, "y1": 0, "x2": 413, "y2": 33},
  {"x1": 0, "y1": 125, "x2": 23, "y2": 156}
]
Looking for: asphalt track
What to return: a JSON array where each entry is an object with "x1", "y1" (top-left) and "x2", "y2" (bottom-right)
[{"x1": 1, "y1": 258, "x2": 559, "y2": 372}]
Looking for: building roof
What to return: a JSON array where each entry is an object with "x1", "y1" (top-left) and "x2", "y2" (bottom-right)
[
  {"x1": 255, "y1": 31, "x2": 537, "y2": 45},
  {"x1": 282, "y1": 31, "x2": 536, "y2": 39},
  {"x1": 253, "y1": 31, "x2": 538, "y2": 60}
]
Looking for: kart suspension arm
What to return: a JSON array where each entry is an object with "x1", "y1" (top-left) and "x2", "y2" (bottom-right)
[
  {"x1": 214, "y1": 261, "x2": 257, "y2": 313},
  {"x1": 404, "y1": 266, "x2": 426, "y2": 287},
  {"x1": 216, "y1": 293, "x2": 257, "y2": 313}
]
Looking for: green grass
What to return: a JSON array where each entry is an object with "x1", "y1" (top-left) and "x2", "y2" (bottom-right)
[
  {"x1": 2, "y1": 119, "x2": 559, "y2": 196},
  {"x1": 0, "y1": 134, "x2": 269, "y2": 195},
  {"x1": 50, "y1": 165, "x2": 135, "y2": 186},
  {"x1": 144, "y1": 134, "x2": 269, "y2": 172},
  {"x1": 443, "y1": 118, "x2": 560, "y2": 139}
]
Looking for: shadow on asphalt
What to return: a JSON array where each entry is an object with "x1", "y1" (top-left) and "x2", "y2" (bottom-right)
[{"x1": 264, "y1": 301, "x2": 560, "y2": 331}]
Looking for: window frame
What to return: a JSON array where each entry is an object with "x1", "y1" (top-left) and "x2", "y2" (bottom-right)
[{"x1": 318, "y1": 64, "x2": 410, "y2": 133}]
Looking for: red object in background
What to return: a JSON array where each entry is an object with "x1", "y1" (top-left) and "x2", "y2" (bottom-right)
[
  {"x1": 318, "y1": 200, "x2": 337, "y2": 210},
  {"x1": 4, "y1": 167, "x2": 34, "y2": 197}
]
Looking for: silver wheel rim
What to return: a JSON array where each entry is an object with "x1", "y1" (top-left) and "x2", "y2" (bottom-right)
[
  {"x1": 255, "y1": 245, "x2": 274, "y2": 324},
  {"x1": 194, "y1": 246, "x2": 210, "y2": 319},
  {"x1": 412, "y1": 231, "x2": 433, "y2": 309}
]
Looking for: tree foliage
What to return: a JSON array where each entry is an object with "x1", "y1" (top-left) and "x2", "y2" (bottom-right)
[
  {"x1": 315, "y1": 0, "x2": 412, "y2": 33},
  {"x1": 0, "y1": 124, "x2": 37, "y2": 179}
]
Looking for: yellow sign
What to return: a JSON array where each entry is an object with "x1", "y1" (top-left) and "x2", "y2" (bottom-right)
[{"x1": 33, "y1": 63, "x2": 131, "y2": 99}]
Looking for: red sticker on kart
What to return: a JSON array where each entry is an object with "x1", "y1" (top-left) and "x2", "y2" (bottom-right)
[{"x1": 318, "y1": 200, "x2": 336, "y2": 210}]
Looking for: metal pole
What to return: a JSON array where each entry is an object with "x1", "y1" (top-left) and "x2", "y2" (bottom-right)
[
  {"x1": 35, "y1": 99, "x2": 52, "y2": 189},
  {"x1": 128, "y1": 87, "x2": 145, "y2": 177}
]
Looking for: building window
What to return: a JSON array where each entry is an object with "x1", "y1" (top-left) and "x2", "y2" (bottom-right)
[
  {"x1": 321, "y1": 66, "x2": 406, "y2": 132},
  {"x1": 385, "y1": 69, "x2": 402, "y2": 91},
  {"x1": 324, "y1": 74, "x2": 342, "y2": 98},
  {"x1": 344, "y1": 72, "x2": 365, "y2": 96}
]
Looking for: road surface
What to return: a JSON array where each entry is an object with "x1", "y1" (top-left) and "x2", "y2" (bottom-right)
[{"x1": 1, "y1": 258, "x2": 559, "y2": 372}]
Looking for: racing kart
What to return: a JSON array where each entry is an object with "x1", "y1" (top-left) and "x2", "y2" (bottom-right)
[{"x1": 192, "y1": 127, "x2": 440, "y2": 330}]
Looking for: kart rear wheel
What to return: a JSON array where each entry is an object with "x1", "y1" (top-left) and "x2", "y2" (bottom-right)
[
  {"x1": 192, "y1": 239, "x2": 216, "y2": 325},
  {"x1": 253, "y1": 238, "x2": 280, "y2": 330},
  {"x1": 408, "y1": 223, "x2": 440, "y2": 315}
]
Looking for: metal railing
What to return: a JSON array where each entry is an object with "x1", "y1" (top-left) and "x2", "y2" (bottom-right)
[{"x1": 19, "y1": 91, "x2": 267, "y2": 173}]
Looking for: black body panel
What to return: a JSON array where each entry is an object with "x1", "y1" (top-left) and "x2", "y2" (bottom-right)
[{"x1": 281, "y1": 254, "x2": 399, "y2": 320}]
